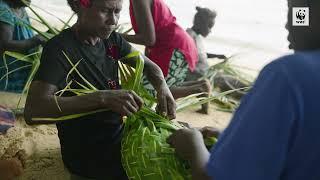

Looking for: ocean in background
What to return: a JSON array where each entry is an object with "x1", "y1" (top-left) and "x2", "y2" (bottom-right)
[{"x1": 31, "y1": 0, "x2": 290, "y2": 75}]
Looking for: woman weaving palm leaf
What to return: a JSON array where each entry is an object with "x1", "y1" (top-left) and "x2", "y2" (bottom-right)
[{"x1": 24, "y1": 0, "x2": 176, "y2": 179}]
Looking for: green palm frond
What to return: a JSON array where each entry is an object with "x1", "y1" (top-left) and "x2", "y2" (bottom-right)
[
  {"x1": 32, "y1": 109, "x2": 107, "y2": 121},
  {"x1": 27, "y1": 3, "x2": 75, "y2": 31},
  {"x1": 0, "y1": 64, "x2": 32, "y2": 82},
  {"x1": 202, "y1": 54, "x2": 253, "y2": 112},
  {"x1": 176, "y1": 87, "x2": 249, "y2": 113},
  {"x1": 1, "y1": 3, "x2": 72, "y2": 110},
  {"x1": 2, "y1": 51, "x2": 40, "y2": 91},
  {"x1": 17, "y1": 20, "x2": 54, "y2": 40},
  {"x1": 33, "y1": 51, "x2": 144, "y2": 121},
  {"x1": 205, "y1": 56, "x2": 253, "y2": 86},
  {"x1": 60, "y1": 13, "x2": 76, "y2": 31},
  {"x1": 62, "y1": 51, "x2": 97, "y2": 91},
  {"x1": 2, "y1": 50, "x2": 41, "y2": 107},
  {"x1": 22, "y1": 0, "x2": 58, "y2": 34}
]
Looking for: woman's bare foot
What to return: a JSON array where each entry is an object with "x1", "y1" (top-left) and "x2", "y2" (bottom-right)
[
  {"x1": 0, "y1": 156, "x2": 24, "y2": 180},
  {"x1": 196, "y1": 103, "x2": 210, "y2": 114},
  {"x1": 170, "y1": 79, "x2": 212, "y2": 99},
  {"x1": 197, "y1": 79, "x2": 211, "y2": 114},
  {"x1": 199, "y1": 126, "x2": 221, "y2": 138},
  {"x1": 171, "y1": 79, "x2": 212, "y2": 114}
]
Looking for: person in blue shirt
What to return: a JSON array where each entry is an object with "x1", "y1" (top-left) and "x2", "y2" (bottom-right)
[
  {"x1": 0, "y1": 0, "x2": 45, "y2": 93},
  {"x1": 168, "y1": 0, "x2": 320, "y2": 179}
]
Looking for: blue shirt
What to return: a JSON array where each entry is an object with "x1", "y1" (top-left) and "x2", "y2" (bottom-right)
[
  {"x1": 0, "y1": 0, "x2": 34, "y2": 93},
  {"x1": 207, "y1": 50, "x2": 320, "y2": 180}
]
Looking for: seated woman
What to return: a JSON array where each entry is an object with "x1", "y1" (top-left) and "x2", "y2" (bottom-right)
[
  {"x1": 122, "y1": 0, "x2": 211, "y2": 101},
  {"x1": 186, "y1": 7, "x2": 226, "y2": 82},
  {"x1": 24, "y1": 0, "x2": 175, "y2": 179},
  {"x1": 186, "y1": 7, "x2": 247, "y2": 104},
  {"x1": 0, "y1": 0, "x2": 45, "y2": 93}
]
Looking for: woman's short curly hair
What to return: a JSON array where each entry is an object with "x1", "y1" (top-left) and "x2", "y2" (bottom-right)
[
  {"x1": 67, "y1": 0, "x2": 78, "y2": 12},
  {"x1": 67, "y1": 0, "x2": 95, "y2": 13},
  {"x1": 194, "y1": 6, "x2": 217, "y2": 25}
]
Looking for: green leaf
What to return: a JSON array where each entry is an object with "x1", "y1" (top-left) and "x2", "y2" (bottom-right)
[
  {"x1": 61, "y1": 13, "x2": 76, "y2": 31},
  {"x1": 22, "y1": 0, "x2": 58, "y2": 35},
  {"x1": 176, "y1": 87, "x2": 249, "y2": 112},
  {"x1": 32, "y1": 109, "x2": 108, "y2": 121},
  {"x1": 62, "y1": 51, "x2": 98, "y2": 91},
  {"x1": 28, "y1": 4, "x2": 74, "y2": 31}
]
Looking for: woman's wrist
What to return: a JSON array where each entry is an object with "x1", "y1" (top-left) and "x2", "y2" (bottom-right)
[
  {"x1": 30, "y1": 36, "x2": 41, "y2": 45},
  {"x1": 190, "y1": 143, "x2": 211, "y2": 177}
]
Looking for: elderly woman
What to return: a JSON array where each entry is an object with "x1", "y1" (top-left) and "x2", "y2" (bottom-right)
[
  {"x1": 186, "y1": 7, "x2": 226, "y2": 82},
  {"x1": 24, "y1": 0, "x2": 175, "y2": 179},
  {"x1": 186, "y1": 7, "x2": 247, "y2": 113},
  {"x1": 0, "y1": 0, "x2": 45, "y2": 92}
]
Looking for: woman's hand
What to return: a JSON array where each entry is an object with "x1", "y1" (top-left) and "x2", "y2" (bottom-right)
[
  {"x1": 168, "y1": 128, "x2": 212, "y2": 180},
  {"x1": 156, "y1": 84, "x2": 176, "y2": 120},
  {"x1": 0, "y1": 158, "x2": 24, "y2": 180},
  {"x1": 167, "y1": 128, "x2": 205, "y2": 160},
  {"x1": 199, "y1": 126, "x2": 221, "y2": 139},
  {"x1": 32, "y1": 35, "x2": 47, "y2": 46},
  {"x1": 100, "y1": 90, "x2": 144, "y2": 116}
]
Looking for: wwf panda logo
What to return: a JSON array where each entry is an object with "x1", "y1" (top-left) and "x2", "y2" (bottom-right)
[{"x1": 296, "y1": 9, "x2": 306, "y2": 20}]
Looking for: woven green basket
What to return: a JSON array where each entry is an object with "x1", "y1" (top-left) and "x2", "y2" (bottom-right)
[{"x1": 121, "y1": 109, "x2": 192, "y2": 180}]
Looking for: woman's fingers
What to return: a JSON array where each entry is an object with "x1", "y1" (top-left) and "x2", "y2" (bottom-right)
[
  {"x1": 130, "y1": 91, "x2": 144, "y2": 109},
  {"x1": 167, "y1": 96, "x2": 176, "y2": 119}
]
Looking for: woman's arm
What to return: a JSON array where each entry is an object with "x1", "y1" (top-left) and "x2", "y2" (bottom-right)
[
  {"x1": 120, "y1": 47, "x2": 176, "y2": 119},
  {"x1": 0, "y1": 22, "x2": 45, "y2": 54},
  {"x1": 120, "y1": 48, "x2": 165, "y2": 90},
  {"x1": 168, "y1": 129, "x2": 212, "y2": 180},
  {"x1": 121, "y1": 0, "x2": 156, "y2": 46},
  {"x1": 207, "y1": 53, "x2": 226, "y2": 59},
  {"x1": 143, "y1": 52, "x2": 177, "y2": 119},
  {"x1": 24, "y1": 81, "x2": 143, "y2": 125}
]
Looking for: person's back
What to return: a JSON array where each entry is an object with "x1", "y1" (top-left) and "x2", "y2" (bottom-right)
[
  {"x1": 129, "y1": 0, "x2": 197, "y2": 76},
  {"x1": 275, "y1": 51, "x2": 320, "y2": 179},
  {"x1": 168, "y1": 50, "x2": 320, "y2": 180},
  {"x1": 204, "y1": 51, "x2": 320, "y2": 180}
]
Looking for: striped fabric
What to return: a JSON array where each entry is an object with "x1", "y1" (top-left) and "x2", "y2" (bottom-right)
[
  {"x1": 143, "y1": 49, "x2": 188, "y2": 96},
  {"x1": 0, "y1": 105, "x2": 15, "y2": 134}
]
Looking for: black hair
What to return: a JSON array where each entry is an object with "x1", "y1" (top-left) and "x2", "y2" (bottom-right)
[
  {"x1": 67, "y1": 0, "x2": 95, "y2": 13},
  {"x1": 67, "y1": 0, "x2": 79, "y2": 12},
  {"x1": 3, "y1": 0, "x2": 26, "y2": 7},
  {"x1": 194, "y1": 6, "x2": 217, "y2": 25}
]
